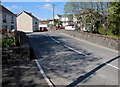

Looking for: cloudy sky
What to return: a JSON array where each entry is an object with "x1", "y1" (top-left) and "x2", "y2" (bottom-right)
[{"x1": 2, "y1": 2, "x2": 66, "y2": 20}]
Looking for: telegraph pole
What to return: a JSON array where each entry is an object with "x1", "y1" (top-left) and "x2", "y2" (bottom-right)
[
  {"x1": 0, "y1": 0, "x2": 1, "y2": 5},
  {"x1": 52, "y1": 3, "x2": 55, "y2": 25}
]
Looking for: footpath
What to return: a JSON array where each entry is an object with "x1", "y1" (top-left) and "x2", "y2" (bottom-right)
[
  {"x1": 2, "y1": 31, "x2": 49, "y2": 87},
  {"x1": 2, "y1": 60, "x2": 48, "y2": 87},
  {"x1": 2, "y1": 60, "x2": 49, "y2": 87}
]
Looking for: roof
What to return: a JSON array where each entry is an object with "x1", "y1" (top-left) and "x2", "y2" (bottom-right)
[
  {"x1": 56, "y1": 14, "x2": 62, "y2": 17},
  {"x1": 17, "y1": 11, "x2": 39, "y2": 20},
  {"x1": 0, "y1": 5, "x2": 16, "y2": 16}
]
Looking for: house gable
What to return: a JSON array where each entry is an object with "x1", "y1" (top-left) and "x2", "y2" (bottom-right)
[{"x1": 17, "y1": 12, "x2": 33, "y2": 32}]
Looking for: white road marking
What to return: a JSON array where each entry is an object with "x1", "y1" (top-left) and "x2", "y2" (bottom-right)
[
  {"x1": 106, "y1": 63, "x2": 119, "y2": 70},
  {"x1": 50, "y1": 36, "x2": 87, "y2": 56},
  {"x1": 35, "y1": 60, "x2": 54, "y2": 87},
  {"x1": 59, "y1": 33, "x2": 118, "y2": 53},
  {"x1": 64, "y1": 45, "x2": 86, "y2": 56},
  {"x1": 50, "y1": 37, "x2": 119, "y2": 70},
  {"x1": 51, "y1": 38, "x2": 60, "y2": 43}
]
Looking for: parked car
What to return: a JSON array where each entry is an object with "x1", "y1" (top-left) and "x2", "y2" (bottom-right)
[
  {"x1": 56, "y1": 26, "x2": 65, "y2": 30},
  {"x1": 39, "y1": 24, "x2": 48, "y2": 31},
  {"x1": 65, "y1": 25, "x2": 78, "y2": 31},
  {"x1": 39, "y1": 27, "x2": 48, "y2": 31},
  {"x1": 82, "y1": 27, "x2": 89, "y2": 31},
  {"x1": 60, "y1": 26, "x2": 65, "y2": 29}
]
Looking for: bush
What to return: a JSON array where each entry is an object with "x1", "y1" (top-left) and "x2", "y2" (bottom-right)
[{"x1": 2, "y1": 38, "x2": 15, "y2": 47}]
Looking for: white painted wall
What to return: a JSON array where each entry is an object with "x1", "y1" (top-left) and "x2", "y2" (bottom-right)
[
  {"x1": 17, "y1": 12, "x2": 32, "y2": 32},
  {"x1": 54, "y1": 15, "x2": 60, "y2": 20},
  {"x1": 2, "y1": 12, "x2": 16, "y2": 31},
  {"x1": 0, "y1": 6, "x2": 2, "y2": 29},
  {"x1": 60, "y1": 17, "x2": 69, "y2": 21}
]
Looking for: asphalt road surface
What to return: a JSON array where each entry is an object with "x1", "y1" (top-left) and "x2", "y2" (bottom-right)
[{"x1": 27, "y1": 31, "x2": 119, "y2": 86}]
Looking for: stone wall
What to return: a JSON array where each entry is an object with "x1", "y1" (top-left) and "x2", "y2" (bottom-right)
[
  {"x1": 57, "y1": 30, "x2": 120, "y2": 51},
  {"x1": 15, "y1": 31, "x2": 29, "y2": 46},
  {"x1": 2, "y1": 31, "x2": 35, "y2": 64},
  {"x1": 2, "y1": 45, "x2": 30, "y2": 64}
]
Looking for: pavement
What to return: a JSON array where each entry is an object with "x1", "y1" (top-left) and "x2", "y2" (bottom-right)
[
  {"x1": 2, "y1": 60, "x2": 49, "y2": 87},
  {"x1": 27, "y1": 30, "x2": 119, "y2": 87}
]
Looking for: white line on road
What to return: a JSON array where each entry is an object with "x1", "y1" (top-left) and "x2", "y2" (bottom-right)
[
  {"x1": 51, "y1": 38, "x2": 60, "y2": 43},
  {"x1": 50, "y1": 37, "x2": 119, "y2": 70},
  {"x1": 106, "y1": 63, "x2": 119, "y2": 70},
  {"x1": 64, "y1": 45, "x2": 86, "y2": 56},
  {"x1": 59, "y1": 33, "x2": 118, "y2": 53},
  {"x1": 50, "y1": 36, "x2": 87, "y2": 56},
  {"x1": 35, "y1": 59, "x2": 54, "y2": 87}
]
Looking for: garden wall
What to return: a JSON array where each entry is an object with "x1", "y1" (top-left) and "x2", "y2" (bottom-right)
[
  {"x1": 2, "y1": 31, "x2": 35, "y2": 64},
  {"x1": 57, "y1": 30, "x2": 120, "y2": 51}
]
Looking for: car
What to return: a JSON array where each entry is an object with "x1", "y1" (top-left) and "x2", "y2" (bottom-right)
[
  {"x1": 65, "y1": 25, "x2": 76, "y2": 30},
  {"x1": 39, "y1": 27, "x2": 48, "y2": 31},
  {"x1": 56, "y1": 26, "x2": 65, "y2": 30}
]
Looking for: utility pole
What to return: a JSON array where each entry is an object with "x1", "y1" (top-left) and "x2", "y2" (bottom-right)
[
  {"x1": 0, "y1": 0, "x2": 1, "y2": 5},
  {"x1": 52, "y1": 3, "x2": 55, "y2": 25}
]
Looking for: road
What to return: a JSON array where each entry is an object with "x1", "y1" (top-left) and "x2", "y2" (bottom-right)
[{"x1": 27, "y1": 31, "x2": 119, "y2": 86}]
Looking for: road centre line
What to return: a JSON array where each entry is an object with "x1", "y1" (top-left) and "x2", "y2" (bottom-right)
[
  {"x1": 59, "y1": 33, "x2": 118, "y2": 53},
  {"x1": 50, "y1": 38, "x2": 60, "y2": 43},
  {"x1": 50, "y1": 36, "x2": 86, "y2": 56},
  {"x1": 64, "y1": 45, "x2": 86, "y2": 56},
  {"x1": 65, "y1": 44, "x2": 120, "y2": 70},
  {"x1": 35, "y1": 60, "x2": 54, "y2": 87},
  {"x1": 50, "y1": 37, "x2": 120, "y2": 70}
]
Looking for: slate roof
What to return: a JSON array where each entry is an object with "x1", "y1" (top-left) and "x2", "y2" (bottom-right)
[
  {"x1": 0, "y1": 5, "x2": 16, "y2": 16},
  {"x1": 17, "y1": 11, "x2": 39, "y2": 20}
]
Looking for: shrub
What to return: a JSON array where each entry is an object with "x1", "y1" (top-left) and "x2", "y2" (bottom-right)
[{"x1": 2, "y1": 38, "x2": 15, "y2": 47}]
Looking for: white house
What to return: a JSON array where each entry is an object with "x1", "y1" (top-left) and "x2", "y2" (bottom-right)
[
  {"x1": 17, "y1": 11, "x2": 39, "y2": 32},
  {"x1": 54, "y1": 14, "x2": 73, "y2": 26},
  {"x1": 54, "y1": 14, "x2": 61, "y2": 20},
  {"x1": 49, "y1": 19, "x2": 54, "y2": 25},
  {"x1": 0, "y1": 5, "x2": 17, "y2": 33}
]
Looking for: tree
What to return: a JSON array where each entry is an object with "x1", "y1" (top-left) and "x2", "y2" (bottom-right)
[
  {"x1": 64, "y1": 2, "x2": 109, "y2": 33},
  {"x1": 108, "y1": 2, "x2": 120, "y2": 36}
]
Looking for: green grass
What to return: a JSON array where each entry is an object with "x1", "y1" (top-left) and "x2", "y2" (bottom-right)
[{"x1": 103, "y1": 35, "x2": 120, "y2": 38}]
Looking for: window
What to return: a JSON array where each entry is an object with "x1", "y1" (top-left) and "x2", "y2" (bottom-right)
[
  {"x1": 35, "y1": 22, "x2": 37, "y2": 24},
  {"x1": 11, "y1": 25, "x2": 14, "y2": 30},
  {"x1": 11, "y1": 16, "x2": 14, "y2": 23},
  {"x1": 3, "y1": 25, "x2": 7, "y2": 29},
  {"x1": 3, "y1": 15, "x2": 7, "y2": 23}
]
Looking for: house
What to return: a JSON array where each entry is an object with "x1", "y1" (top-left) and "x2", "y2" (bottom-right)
[
  {"x1": 0, "y1": 5, "x2": 17, "y2": 33},
  {"x1": 60, "y1": 15, "x2": 73, "y2": 26},
  {"x1": 54, "y1": 14, "x2": 73, "y2": 26},
  {"x1": 48, "y1": 19, "x2": 54, "y2": 25},
  {"x1": 17, "y1": 11, "x2": 39, "y2": 32},
  {"x1": 73, "y1": 14, "x2": 82, "y2": 26},
  {"x1": 73, "y1": 9, "x2": 94, "y2": 31}
]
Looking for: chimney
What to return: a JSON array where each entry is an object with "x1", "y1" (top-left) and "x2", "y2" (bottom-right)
[{"x1": 30, "y1": 12, "x2": 32, "y2": 15}]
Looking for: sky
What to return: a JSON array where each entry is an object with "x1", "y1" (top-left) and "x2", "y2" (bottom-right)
[{"x1": 1, "y1": 2, "x2": 66, "y2": 20}]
